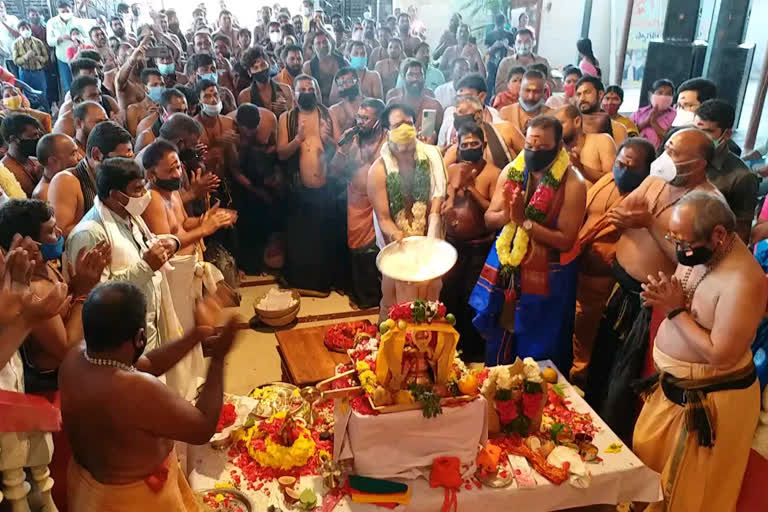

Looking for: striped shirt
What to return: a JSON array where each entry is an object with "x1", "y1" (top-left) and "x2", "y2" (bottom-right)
[{"x1": 13, "y1": 36, "x2": 48, "y2": 71}]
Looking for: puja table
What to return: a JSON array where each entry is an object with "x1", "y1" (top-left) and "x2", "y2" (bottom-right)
[{"x1": 188, "y1": 362, "x2": 662, "y2": 511}]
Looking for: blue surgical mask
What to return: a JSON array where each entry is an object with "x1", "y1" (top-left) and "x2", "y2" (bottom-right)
[
  {"x1": 199, "y1": 72, "x2": 218, "y2": 84},
  {"x1": 157, "y1": 62, "x2": 175, "y2": 75},
  {"x1": 350, "y1": 55, "x2": 367, "y2": 70},
  {"x1": 519, "y1": 98, "x2": 544, "y2": 112},
  {"x1": 148, "y1": 86, "x2": 164, "y2": 103},
  {"x1": 269, "y1": 64, "x2": 279, "y2": 77},
  {"x1": 39, "y1": 235, "x2": 64, "y2": 261}
]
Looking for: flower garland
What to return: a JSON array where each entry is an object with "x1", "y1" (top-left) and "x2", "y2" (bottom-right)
[
  {"x1": 482, "y1": 358, "x2": 546, "y2": 436},
  {"x1": 495, "y1": 150, "x2": 570, "y2": 276},
  {"x1": 385, "y1": 157, "x2": 431, "y2": 216}
]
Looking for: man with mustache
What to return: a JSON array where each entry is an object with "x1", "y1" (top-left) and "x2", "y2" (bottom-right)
[
  {"x1": 275, "y1": 44, "x2": 304, "y2": 89},
  {"x1": 555, "y1": 104, "x2": 616, "y2": 187},
  {"x1": 385, "y1": 59, "x2": 442, "y2": 145},
  {"x1": 302, "y1": 32, "x2": 348, "y2": 106},
  {"x1": 499, "y1": 69, "x2": 551, "y2": 135},
  {"x1": 575, "y1": 75, "x2": 628, "y2": 146}
]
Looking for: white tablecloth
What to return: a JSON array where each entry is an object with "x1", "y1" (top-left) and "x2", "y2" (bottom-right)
[{"x1": 188, "y1": 361, "x2": 662, "y2": 511}]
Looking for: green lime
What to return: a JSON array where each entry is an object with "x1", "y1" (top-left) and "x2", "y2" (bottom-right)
[
  {"x1": 446, "y1": 313, "x2": 456, "y2": 325},
  {"x1": 379, "y1": 322, "x2": 390, "y2": 334}
]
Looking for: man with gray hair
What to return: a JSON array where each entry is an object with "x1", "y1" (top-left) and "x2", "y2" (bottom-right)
[{"x1": 634, "y1": 191, "x2": 765, "y2": 511}]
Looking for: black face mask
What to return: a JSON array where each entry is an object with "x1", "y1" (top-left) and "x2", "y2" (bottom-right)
[
  {"x1": 155, "y1": 177, "x2": 182, "y2": 191},
  {"x1": 297, "y1": 92, "x2": 317, "y2": 110},
  {"x1": 339, "y1": 84, "x2": 359, "y2": 99},
  {"x1": 453, "y1": 113, "x2": 475, "y2": 131},
  {"x1": 251, "y1": 69, "x2": 269, "y2": 83},
  {"x1": 459, "y1": 148, "x2": 483, "y2": 162},
  {"x1": 19, "y1": 138, "x2": 39, "y2": 158},
  {"x1": 523, "y1": 147, "x2": 559, "y2": 172},
  {"x1": 676, "y1": 243, "x2": 713, "y2": 267},
  {"x1": 612, "y1": 164, "x2": 646, "y2": 194}
]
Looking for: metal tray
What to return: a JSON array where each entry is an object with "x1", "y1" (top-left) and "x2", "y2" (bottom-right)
[{"x1": 376, "y1": 236, "x2": 457, "y2": 283}]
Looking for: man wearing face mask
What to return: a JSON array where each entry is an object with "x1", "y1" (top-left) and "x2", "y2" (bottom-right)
[
  {"x1": 188, "y1": 53, "x2": 237, "y2": 115},
  {"x1": 569, "y1": 137, "x2": 654, "y2": 386},
  {"x1": 238, "y1": 45, "x2": 293, "y2": 117},
  {"x1": 49, "y1": 119, "x2": 133, "y2": 236},
  {"x1": 633, "y1": 192, "x2": 764, "y2": 512},
  {"x1": 194, "y1": 79, "x2": 238, "y2": 193},
  {"x1": 585, "y1": 128, "x2": 722, "y2": 442},
  {"x1": 494, "y1": 28, "x2": 551, "y2": 95},
  {"x1": 134, "y1": 87, "x2": 188, "y2": 152},
  {"x1": 118, "y1": 67, "x2": 164, "y2": 137},
  {"x1": 60, "y1": 281, "x2": 239, "y2": 512},
  {"x1": 277, "y1": 74, "x2": 339, "y2": 294},
  {"x1": 630, "y1": 78, "x2": 675, "y2": 149},
  {"x1": 473, "y1": 115, "x2": 586, "y2": 371},
  {"x1": 555, "y1": 104, "x2": 616, "y2": 186},
  {"x1": 330, "y1": 98, "x2": 386, "y2": 308},
  {"x1": 33, "y1": 133, "x2": 82, "y2": 201},
  {"x1": 672, "y1": 77, "x2": 717, "y2": 128},
  {"x1": 66, "y1": 157, "x2": 183, "y2": 359},
  {"x1": 12, "y1": 20, "x2": 49, "y2": 107},
  {"x1": 368, "y1": 103, "x2": 447, "y2": 317},
  {"x1": 303, "y1": 32, "x2": 348, "y2": 106},
  {"x1": 440, "y1": 123, "x2": 500, "y2": 361},
  {"x1": 328, "y1": 41, "x2": 383, "y2": 103},
  {"x1": 499, "y1": 69, "x2": 551, "y2": 135},
  {"x1": 141, "y1": 139, "x2": 232, "y2": 400},
  {"x1": 0, "y1": 199, "x2": 108, "y2": 394},
  {"x1": 328, "y1": 67, "x2": 365, "y2": 135},
  {"x1": 442, "y1": 94, "x2": 522, "y2": 170},
  {"x1": 693, "y1": 99, "x2": 757, "y2": 243},
  {"x1": 438, "y1": 74, "x2": 506, "y2": 150},
  {"x1": 1, "y1": 114, "x2": 44, "y2": 197},
  {"x1": 386, "y1": 59, "x2": 443, "y2": 145}
]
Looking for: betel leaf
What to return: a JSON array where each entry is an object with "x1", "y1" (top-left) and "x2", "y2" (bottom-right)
[{"x1": 409, "y1": 383, "x2": 443, "y2": 418}]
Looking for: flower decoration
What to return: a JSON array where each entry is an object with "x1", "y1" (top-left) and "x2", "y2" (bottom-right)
[{"x1": 232, "y1": 412, "x2": 317, "y2": 470}]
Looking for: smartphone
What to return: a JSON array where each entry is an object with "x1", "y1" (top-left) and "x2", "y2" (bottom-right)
[
  {"x1": 421, "y1": 109, "x2": 437, "y2": 141},
  {"x1": 146, "y1": 46, "x2": 172, "y2": 59}
]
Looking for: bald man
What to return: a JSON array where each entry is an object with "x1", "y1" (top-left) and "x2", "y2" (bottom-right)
[
  {"x1": 586, "y1": 128, "x2": 723, "y2": 443},
  {"x1": 635, "y1": 192, "x2": 764, "y2": 512},
  {"x1": 499, "y1": 69, "x2": 551, "y2": 134},
  {"x1": 555, "y1": 104, "x2": 617, "y2": 186},
  {"x1": 32, "y1": 133, "x2": 83, "y2": 201}
]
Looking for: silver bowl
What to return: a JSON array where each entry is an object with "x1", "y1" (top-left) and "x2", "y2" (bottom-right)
[{"x1": 376, "y1": 236, "x2": 458, "y2": 283}]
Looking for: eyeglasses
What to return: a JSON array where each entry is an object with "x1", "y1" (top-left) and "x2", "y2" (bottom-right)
[
  {"x1": 664, "y1": 233, "x2": 698, "y2": 252},
  {"x1": 336, "y1": 78, "x2": 357, "y2": 87}
]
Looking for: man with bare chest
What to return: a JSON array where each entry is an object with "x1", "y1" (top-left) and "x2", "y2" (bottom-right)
[
  {"x1": 278, "y1": 75, "x2": 339, "y2": 294},
  {"x1": 386, "y1": 59, "x2": 443, "y2": 145},
  {"x1": 635, "y1": 193, "x2": 764, "y2": 512},
  {"x1": 303, "y1": 32, "x2": 348, "y2": 106},
  {"x1": 499, "y1": 69, "x2": 551, "y2": 135},
  {"x1": 555, "y1": 104, "x2": 616, "y2": 186},
  {"x1": 329, "y1": 67, "x2": 364, "y2": 136},
  {"x1": 374, "y1": 37, "x2": 403, "y2": 98},
  {"x1": 141, "y1": 139, "x2": 235, "y2": 399},
  {"x1": 60, "y1": 281, "x2": 240, "y2": 511},
  {"x1": 114, "y1": 39, "x2": 153, "y2": 120},
  {"x1": 328, "y1": 41, "x2": 383, "y2": 104},
  {"x1": 440, "y1": 124, "x2": 499, "y2": 361},
  {"x1": 331, "y1": 98, "x2": 386, "y2": 308},
  {"x1": 585, "y1": 128, "x2": 723, "y2": 442},
  {"x1": 0, "y1": 113, "x2": 44, "y2": 196},
  {"x1": 238, "y1": 45, "x2": 293, "y2": 118}
]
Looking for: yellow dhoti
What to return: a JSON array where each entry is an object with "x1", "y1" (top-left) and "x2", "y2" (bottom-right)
[
  {"x1": 67, "y1": 450, "x2": 200, "y2": 512},
  {"x1": 571, "y1": 273, "x2": 616, "y2": 383},
  {"x1": 633, "y1": 346, "x2": 760, "y2": 512}
]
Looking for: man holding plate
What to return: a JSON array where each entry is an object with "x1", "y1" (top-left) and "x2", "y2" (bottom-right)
[{"x1": 368, "y1": 103, "x2": 447, "y2": 320}]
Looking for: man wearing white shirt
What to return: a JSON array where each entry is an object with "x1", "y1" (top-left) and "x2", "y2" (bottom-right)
[
  {"x1": 433, "y1": 57, "x2": 469, "y2": 110},
  {"x1": 438, "y1": 73, "x2": 501, "y2": 147},
  {"x1": 46, "y1": 0, "x2": 93, "y2": 94},
  {"x1": 0, "y1": 1, "x2": 19, "y2": 70}
]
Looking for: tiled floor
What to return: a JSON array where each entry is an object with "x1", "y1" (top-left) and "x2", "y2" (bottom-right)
[{"x1": 221, "y1": 275, "x2": 378, "y2": 395}]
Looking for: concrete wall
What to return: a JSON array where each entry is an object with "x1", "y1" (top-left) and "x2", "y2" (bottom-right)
[{"x1": 537, "y1": 0, "x2": 586, "y2": 74}]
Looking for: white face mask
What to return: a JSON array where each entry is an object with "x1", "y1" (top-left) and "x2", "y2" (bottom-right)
[
  {"x1": 121, "y1": 190, "x2": 152, "y2": 216},
  {"x1": 269, "y1": 32, "x2": 282, "y2": 43},
  {"x1": 202, "y1": 101, "x2": 222, "y2": 116},
  {"x1": 671, "y1": 108, "x2": 696, "y2": 127},
  {"x1": 352, "y1": 30, "x2": 363, "y2": 41},
  {"x1": 20, "y1": 29, "x2": 31, "y2": 38},
  {"x1": 650, "y1": 151, "x2": 700, "y2": 183},
  {"x1": 59, "y1": 11, "x2": 72, "y2": 21}
]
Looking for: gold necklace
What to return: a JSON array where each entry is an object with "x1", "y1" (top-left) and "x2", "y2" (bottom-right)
[{"x1": 680, "y1": 234, "x2": 735, "y2": 306}]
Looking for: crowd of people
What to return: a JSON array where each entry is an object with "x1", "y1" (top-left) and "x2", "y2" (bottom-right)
[{"x1": 0, "y1": 1, "x2": 766, "y2": 511}]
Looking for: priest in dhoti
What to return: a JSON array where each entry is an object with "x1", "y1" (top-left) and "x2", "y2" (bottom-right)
[
  {"x1": 634, "y1": 193, "x2": 764, "y2": 511},
  {"x1": 368, "y1": 103, "x2": 447, "y2": 319}
]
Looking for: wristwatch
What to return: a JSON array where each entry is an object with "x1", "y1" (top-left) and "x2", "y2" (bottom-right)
[{"x1": 522, "y1": 219, "x2": 533, "y2": 231}]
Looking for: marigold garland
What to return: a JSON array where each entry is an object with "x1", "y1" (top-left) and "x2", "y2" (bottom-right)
[{"x1": 495, "y1": 150, "x2": 569, "y2": 276}]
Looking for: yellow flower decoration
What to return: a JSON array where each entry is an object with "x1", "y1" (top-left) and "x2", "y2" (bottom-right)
[
  {"x1": 233, "y1": 411, "x2": 317, "y2": 470},
  {"x1": 356, "y1": 361, "x2": 370, "y2": 373},
  {"x1": 359, "y1": 370, "x2": 377, "y2": 395}
]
